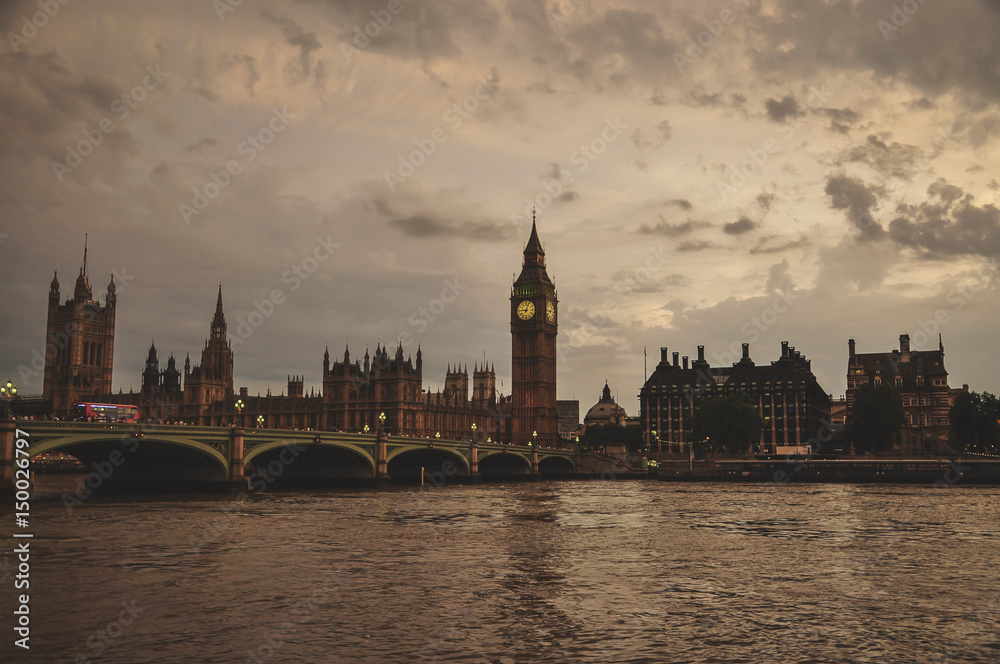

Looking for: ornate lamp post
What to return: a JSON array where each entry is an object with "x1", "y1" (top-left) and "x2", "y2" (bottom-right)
[
  {"x1": 256, "y1": 414, "x2": 264, "y2": 429},
  {"x1": 435, "y1": 432, "x2": 440, "y2": 440},
  {"x1": 378, "y1": 411, "x2": 386, "y2": 434},
  {"x1": 471, "y1": 422, "x2": 477, "y2": 442},
  {"x1": 531, "y1": 430, "x2": 537, "y2": 447},
  {"x1": 234, "y1": 399, "x2": 244, "y2": 427},
  {"x1": 1, "y1": 379, "x2": 16, "y2": 419},
  {"x1": 363, "y1": 424, "x2": 370, "y2": 434}
]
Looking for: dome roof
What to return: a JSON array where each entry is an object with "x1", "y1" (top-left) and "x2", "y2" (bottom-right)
[{"x1": 583, "y1": 381, "x2": 627, "y2": 425}]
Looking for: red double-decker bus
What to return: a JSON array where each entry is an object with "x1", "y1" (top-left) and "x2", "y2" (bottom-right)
[{"x1": 74, "y1": 403, "x2": 139, "y2": 423}]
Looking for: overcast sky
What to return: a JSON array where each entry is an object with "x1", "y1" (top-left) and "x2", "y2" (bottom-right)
[{"x1": 2, "y1": 0, "x2": 999, "y2": 415}]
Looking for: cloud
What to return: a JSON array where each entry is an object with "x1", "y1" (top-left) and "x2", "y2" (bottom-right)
[
  {"x1": 756, "y1": 192, "x2": 775, "y2": 211},
  {"x1": 723, "y1": 216, "x2": 757, "y2": 235},
  {"x1": 888, "y1": 179, "x2": 1000, "y2": 257},
  {"x1": 824, "y1": 175, "x2": 887, "y2": 241},
  {"x1": 816, "y1": 107, "x2": 860, "y2": 134},
  {"x1": 841, "y1": 134, "x2": 922, "y2": 180},
  {"x1": 667, "y1": 198, "x2": 692, "y2": 210},
  {"x1": 764, "y1": 95, "x2": 802, "y2": 123},
  {"x1": 749, "y1": 234, "x2": 811, "y2": 255},
  {"x1": 262, "y1": 12, "x2": 322, "y2": 79},
  {"x1": 638, "y1": 218, "x2": 709, "y2": 236},
  {"x1": 677, "y1": 239, "x2": 718, "y2": 252}
]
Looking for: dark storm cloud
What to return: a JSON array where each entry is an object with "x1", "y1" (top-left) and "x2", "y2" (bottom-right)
[
  {"x1": 764, "y1": 95, "x2": 802, "y2": 123},
  {"x1": 824, "y1": 175, "x2": 887, "y2": 241},
  {"x1": 756, "y1": 192, "x2": 775, "y2": 211},
  {"x1": 0, "y1": 52, "x2": 133, "y2": 161},
  {"x1": 841, "y1": 134, "x2": 922, "y2": 180},
  {"x1": 750, "y1": 1, "x2": 1000, "y2": 107},
  {"x1": 723, "y1": 216, "x2": 757, "y2": 235},
  {"x1": 638, "y1": 219, "x2": 709, "y2": 236},
  {"x1": 888, "y1": 179, "x2": 1000, "y2": 257},
  {"x1": 562, "y1": 7, "x2": 677, "y2": 87},
  {"x1": 749, "y1": 234, "x2": 811, "y2": 255},
  {"x1": 815, "y1": 107, "x2": 860, "y2": 134}
]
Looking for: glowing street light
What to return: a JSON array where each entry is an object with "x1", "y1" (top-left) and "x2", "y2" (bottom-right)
[
  {"x1": 234, "y1": 399, "x2": 244, "y2": 427},
  {"x1": 379, "y1": 411, "x2": 386, "y2": 434},
  {"x1": 471, "y1": 422, "x2": 477, "y2": 442},
  {"x1": 1, "y1": 379, "x2": 16, "y2": 418},
  {"x1": 257, "y1": 414, "x2": 264, "y2": 428},
  {"x1": 364, "y1": 424, "x2": 370, "y2": 434},
  {"x1": 531, "y1": 430, "x2": 537, "y2": 447}
]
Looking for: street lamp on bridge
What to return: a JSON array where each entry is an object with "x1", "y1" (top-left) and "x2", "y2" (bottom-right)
[
  {"x1": 234, "y1": 399, "x2": 244, "y2": 427},
  {"x1": 1, "y1": 379, "x2": 16, "y2": 419},
  {"x1": 256, "y1": 414, "x2": 264, "y2": 428},
  {"x1": 471, "y1": 422, "x2": 477, "y2": 442},
  {"x1": 378, "y1": 412, "x2": 386, "y2": 434},
  {"x1": 532, "y1": 430, "x2": 537, "y2": 447}
]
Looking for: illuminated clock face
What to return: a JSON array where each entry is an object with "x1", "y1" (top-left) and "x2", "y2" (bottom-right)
[
  {"x1": 546, "y1": 301, "x2": 556, "y2": 323},
  {"x1": 517, "y1": 300, "x2": 535, "y2": 320}
]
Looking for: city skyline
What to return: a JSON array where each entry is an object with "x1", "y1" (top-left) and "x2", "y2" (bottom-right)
[{"x1": 2, "y1": 0, "x2": 999, "y2": 414}]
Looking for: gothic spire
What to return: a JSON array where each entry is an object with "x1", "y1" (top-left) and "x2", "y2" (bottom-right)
[{"x1": 209, "y1": 285, "x2": 227, "y2": 339}]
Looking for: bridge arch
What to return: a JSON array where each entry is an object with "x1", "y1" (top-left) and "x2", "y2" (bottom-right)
[
  {"x1": 243, "y1": 438, "x2": 375, "y2": 481},
  {"x1": 478, "y1": 449, "x2": 532, "y2": 477},
  {"x1": 30, "y1": 433, "x2": 230, "y2": 483},
  {"x1": 538, "y1": 455, "x2": 576, "y2": 476},
  {"x1": 386, "y1": 446, "x2": 470, "y2": 482}
]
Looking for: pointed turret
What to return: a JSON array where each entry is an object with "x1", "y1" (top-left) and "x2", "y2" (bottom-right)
[
  {"x1": 523, "y1": 209, "x2": 545, "y2": 268},
  {"x1": 209, "y1": 285, "x2": 227, "y2": 339},
  {"x1": 49, "y1": 271, "x2": 60, "y2": 304},
  {"x1": 106, "y1": 273, "x2": 117, "y2": 306}
]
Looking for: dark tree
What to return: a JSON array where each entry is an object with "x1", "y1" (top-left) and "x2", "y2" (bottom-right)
[
  {"x1": 949, "y1": 391, "x2": 1000, "y2": 454},
  {"x1": 580, "y1": 424, "x2": 644, "y2": 452},
  {"x1": 844, "y1": 384, "x2": 906, "y2": 455},
  {"x1": 690, "y1": 392, "x2": 763, "y2": 455}
]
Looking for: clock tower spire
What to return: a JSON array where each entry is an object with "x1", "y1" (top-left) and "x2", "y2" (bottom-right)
[{"x1": 511, "y1": 211, "x2": 558, "y2": 447}]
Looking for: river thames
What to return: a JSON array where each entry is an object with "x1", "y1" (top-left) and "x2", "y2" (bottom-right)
[{"x1": 4, "y1": 478, "x2": 999, "y2": 663}]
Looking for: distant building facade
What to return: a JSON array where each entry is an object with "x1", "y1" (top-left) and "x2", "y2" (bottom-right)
[
  {"x1": 556, "y1": 400, "x2": 580, "y2": 440},
  {"x1": 846, "y1": 334, "x2": 960, "y2": 453},
  {"x1": 639, "y1": 342, "x2": 831, "y2": 454}
]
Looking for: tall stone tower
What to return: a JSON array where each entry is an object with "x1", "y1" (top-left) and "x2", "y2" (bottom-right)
[
  {"x1": 42, "y1": 239, "x2": 117, "y2": 417},
  {"x1": 183, "y1": 286, "x2": 235, "y2": 421},
  {"x1": 510, "y1": 212, "x2": 558, "y2": 446}
]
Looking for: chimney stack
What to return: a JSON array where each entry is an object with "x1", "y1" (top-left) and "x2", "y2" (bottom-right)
[
  {"x1": 900, "y1": 333, "x2": 911, "y2": 362},
  {"x1": 673, "y1": 352, "x2": 679, "y2": 367},
  {"x1": 781, "y1": 341, "x2": 789, "y2": 357},
  {"x1": 742, "y1": 343, "x2": 750, "y2": 360},
  {"x1": 660, "y1": 347, "x2": 668, "y2": 363},
  {"x1": 697, "y1": 345, "x2": 705, "y2": 362},
  {"x1": 849, "y1": 338, "x2": 856, "y2": 358},
  {"x1": 682, "y1": 356, "x2": 689, "y2": 370}
]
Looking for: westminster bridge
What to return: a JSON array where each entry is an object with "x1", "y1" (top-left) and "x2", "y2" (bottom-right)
[{"x1": 0, "y1": 420, "x2": 617, "y2": 487}]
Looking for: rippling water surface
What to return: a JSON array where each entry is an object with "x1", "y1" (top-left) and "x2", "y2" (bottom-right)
[{"x1": 4, "y1": 478, "x2": 1000, "y2": 663}]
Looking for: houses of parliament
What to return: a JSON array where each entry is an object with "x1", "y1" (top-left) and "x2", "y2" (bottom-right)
[{"x1": 36, "y1": 220, "x2": 561, "y2": 446}]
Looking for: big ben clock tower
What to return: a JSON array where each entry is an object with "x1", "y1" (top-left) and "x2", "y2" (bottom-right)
[{"x1": 511, "y1": 211, "x2": 558, "y2": 447}]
